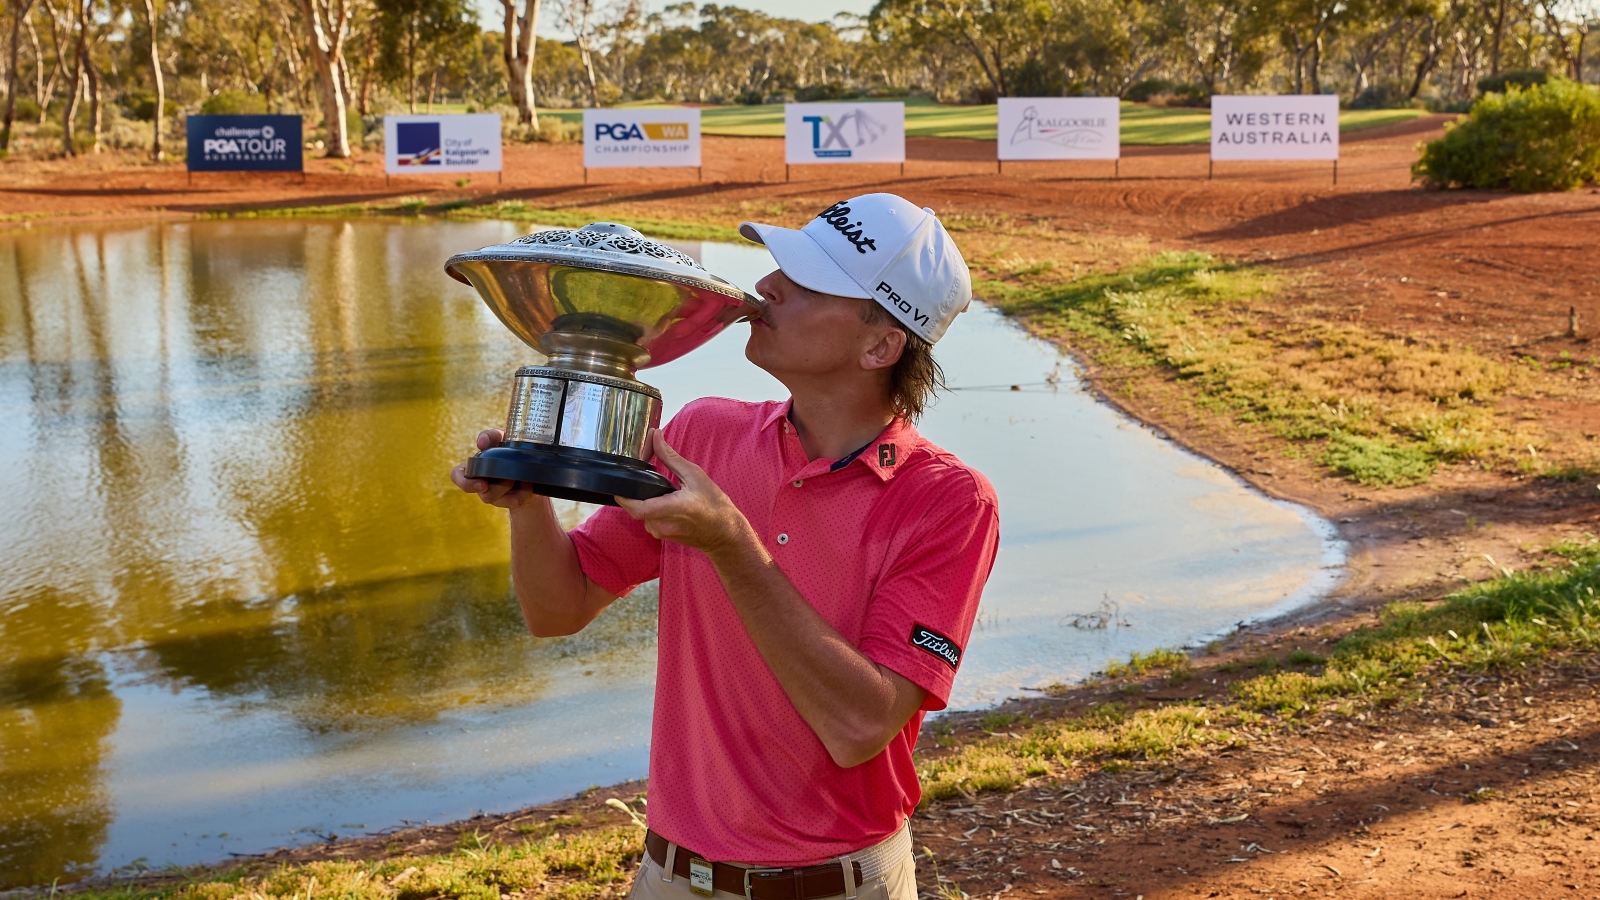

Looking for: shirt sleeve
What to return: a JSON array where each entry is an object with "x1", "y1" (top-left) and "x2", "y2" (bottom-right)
[
  {"x1": 857, "y1": 489, "x2": 1000, "y2": 711},
  {"x1": 568, "y1": 408, "x2": 697, "y2": 597}
]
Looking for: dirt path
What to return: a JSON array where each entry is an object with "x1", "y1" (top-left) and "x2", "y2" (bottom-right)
[{"x1": 10, "y1": 118, "x2": 1600, "y2": 898}]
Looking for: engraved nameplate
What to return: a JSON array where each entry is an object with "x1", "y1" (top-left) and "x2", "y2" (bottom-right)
[{"x1": 507, "y1": 375, "x2": 564, "y2": 444}]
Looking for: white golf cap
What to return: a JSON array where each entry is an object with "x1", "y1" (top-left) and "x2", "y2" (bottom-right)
[{"x1": 739, "y1": 192, "x2": 972, "y2": 344}]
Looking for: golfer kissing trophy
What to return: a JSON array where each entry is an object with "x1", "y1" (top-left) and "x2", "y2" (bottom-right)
[{"x1": 446, "y1": 223, "x2": 765, "y2": 506}]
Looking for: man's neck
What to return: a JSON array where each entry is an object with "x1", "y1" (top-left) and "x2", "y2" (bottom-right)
[{"x1": 786, "y1": 386, "x2": 897, "y2": 463}]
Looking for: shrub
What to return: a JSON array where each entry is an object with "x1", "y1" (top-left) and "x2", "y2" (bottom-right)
[
  {"x1": 1350, "y1": 82, "x2": 1412, "y2": 110},
  {"x1": 200, "y1": 90, "x2": 268, "y2": 115},
  {"x1": 1413, "y1": 79, "x2": 1600, "y2": 192},
  {"x1": 123, "y1": 89, "x2": 157, "y2": 121},
  {"x1": 1477, "y1": 69, "x2": 1548, "y2": 95},
  {"x1": 1124, "y1": 78, "x2": 1174, "y2": 102}
]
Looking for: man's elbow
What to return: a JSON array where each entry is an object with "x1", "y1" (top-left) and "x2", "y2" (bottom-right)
[
  {"x1": 824, "y1": 725, "x2": 897, "y2": 769},
  {"x1": 525, "y1": 618, "x2": 585, "y2": 638}
]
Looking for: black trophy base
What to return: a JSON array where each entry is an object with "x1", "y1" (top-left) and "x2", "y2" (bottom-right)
[{"x1": 466, "y1": 441, "x2": 673, "y2": 506}]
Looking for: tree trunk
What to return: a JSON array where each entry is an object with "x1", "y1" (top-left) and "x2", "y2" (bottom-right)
[
  {"x1": 59, "y1": 0, "x2": 86, "y2": 156},
  {"x1": 406, "y1": 13, "x2": 416, "y2": 113},
  {"x1": 500, "y1": 0, "x2": 538, "y2": 127},
  {"x1": 84, "y1": 29, "x2": 96, "y2": 151},
  {"x1": 1308, "y1": 34, "x2": 1322, "y2": 94},
  {"x1": 27, "y1": 13, "x2": 46, "y2": 124},
  {"x1": 1488, "y1": 0, "x2": 1508, "y2": 76},
  {"x1": 356, "y1": 27, "x2": 374, "y2": 115},
  {"x1": 300, "y1": 0, "x2": 350, "y2": 158},
  {"x1": 2, "y1": 0, "x2": 38, "y2": 150},
  {"x1": 141, "y1": 0, "x2": 160, "y2": 159}
]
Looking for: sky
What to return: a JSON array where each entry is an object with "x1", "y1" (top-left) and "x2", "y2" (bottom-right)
[{"x1": 472, "y1": 0, "x2": 875, "y2": 38}]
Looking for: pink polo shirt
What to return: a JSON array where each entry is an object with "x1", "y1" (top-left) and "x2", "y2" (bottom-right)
[{"x1": 570, "y1": 397, "x2": 999, "y2": 866}]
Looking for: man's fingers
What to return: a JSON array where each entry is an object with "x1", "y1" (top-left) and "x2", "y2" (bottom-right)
[
  {"x1": 651, "y1": 432, "x2": 704, "y2": 483},
  {"x1": 476, "y1": 429, "x2": 504, "y2": 451}
]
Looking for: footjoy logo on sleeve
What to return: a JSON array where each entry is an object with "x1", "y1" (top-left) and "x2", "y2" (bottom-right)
[
  {"x1": 815, "y1": 202, "x2": 878, "y2": 253},
  {"x1": 910, "y1": 623, "x2": 961, "y2": 670}
]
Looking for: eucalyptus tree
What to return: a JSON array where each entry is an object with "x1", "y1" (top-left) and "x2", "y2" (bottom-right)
[
  {"x1": 2, "y1": 0, "x2": 38, "y2": 149},
  {"x1": 868, "y1": 0, "x2": 1055, "y2": 98},
  {"x1": 499, "y1": 0, "x2": 539, "y2": 126},
  {"x1": 374, "y1": 0, "x2": 476, "y2": 112}
]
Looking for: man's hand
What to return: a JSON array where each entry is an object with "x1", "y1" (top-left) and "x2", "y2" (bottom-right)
[
  {"x1": 615, "y1": 430, "x2": 756, "y2": 559},
  {"x1": 450, "y1": 428, "x2": 538, "y2": 509}
]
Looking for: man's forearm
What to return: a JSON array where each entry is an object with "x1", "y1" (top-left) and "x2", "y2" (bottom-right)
[
  {"x1": 508, "y1": 499, "x2": 615, "y2": 637},
  {"x1": 707, "y1": 527, "x2": 921, "y2": 767}
]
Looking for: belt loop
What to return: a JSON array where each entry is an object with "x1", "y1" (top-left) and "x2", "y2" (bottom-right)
[
  {"x1": 839, "y1": 854, "x2": 857, "y2": 900},
  {"x1": 662, "y1": 841, "x2": 677, "y2": 883}
]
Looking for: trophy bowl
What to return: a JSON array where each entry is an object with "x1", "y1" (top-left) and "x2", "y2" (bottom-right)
[{"x1": 446, "y1": 223, "x2": 765, "y2": 506}]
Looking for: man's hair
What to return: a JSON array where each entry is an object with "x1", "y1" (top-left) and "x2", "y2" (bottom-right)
[{"x1": 859, "y1": 299, "x2": 945, "y2": 421}]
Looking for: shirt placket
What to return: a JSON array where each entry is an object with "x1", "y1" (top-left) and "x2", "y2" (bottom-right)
[{"x1": 771, "y1": 420, "x2": 843, "y2": 555}]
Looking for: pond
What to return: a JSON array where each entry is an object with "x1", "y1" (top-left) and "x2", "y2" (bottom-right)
[{"x1": 0, "y1": 220, "x2": 1342, "y2": 886}]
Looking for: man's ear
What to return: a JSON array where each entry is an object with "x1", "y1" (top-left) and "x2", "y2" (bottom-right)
[{"x1": 861, "y1": 326, "x2": 907, "y2": 372}]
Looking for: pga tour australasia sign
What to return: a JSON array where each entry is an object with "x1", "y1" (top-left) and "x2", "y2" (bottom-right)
[
  {"x1": 582, "y1": 108, "x2": 701, "y2": 168},
  {"x1": 186, "y1": 115, "x2": 302, "y2": 171},
  {"x1": 997, "y1": 97, "x2": 1119, "y2": 160},
  {"x1": 1210, "y1": 95, "x2": 1339, "y2": 160},
  {"x1": 384, "y1": 114, "x2": 502, "y2": 174},
  {"x1": 785, "y1": 102, "x2": 905, "y2": 165}
]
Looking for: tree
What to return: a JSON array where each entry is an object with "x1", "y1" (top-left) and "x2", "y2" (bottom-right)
[
  {"x1": 870, "y1": 0, "x2": 1054, "y2": 98},
  {"x1": 1, "y1": 0, "x2": 38, "y2": 149},
  {"x1": 140, "y1": 0, "x2": 162, "y2": 159},
  {"x1": 374, "y1": 0, "x2": 475, "y2": 113},
  {"x1": 302, "y1": 0, "x2": 353, "y2": 157},
  {"x1": 58, "y1": 0, "x2": 88, "y2": 156},
  {"x1": 501, "y1": 0, "x2": 538, "y2": 127}
]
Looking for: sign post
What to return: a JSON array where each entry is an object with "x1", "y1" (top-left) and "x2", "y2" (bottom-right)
[
  {"x1": 581, "y1": 108, "x2": 702, "y2": 183},
  {"x1": 383, "y1": 114, "x2": 503, "y2": 183},
  {"x1": 784, "y1": 102, "x2": 905, "y2": 180},
  {"x1": 997, "y1": 98, "x2": 1120, "y2": 178},
  {"x1": 185, "y1": 115, "x2": 303, "y2": 182},
  {"x1": 1209, "y1": 95, "x2": 1339, "y2": 184}
]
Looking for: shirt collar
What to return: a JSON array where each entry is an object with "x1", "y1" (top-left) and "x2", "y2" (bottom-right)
[{"x1": 764, "y1": 398, "x2": 921, "y2": 482}]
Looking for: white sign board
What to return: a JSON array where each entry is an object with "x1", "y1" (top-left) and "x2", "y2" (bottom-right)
[
  {"x1": 384, "y1": 114, "x2": 502, "y2": 174},
  {"x1": 583, "y1": 108, "x2": 701, "y2": 168},
  {"x1": 998, "y1": 98, "x2": 1119, "y2": 160},
  {"x1": 1210, "y1": 95, "x2": 1339, "y2": 160},
  {"x1": 785, "y1": 102, "x2": 905, "y2": 164}
]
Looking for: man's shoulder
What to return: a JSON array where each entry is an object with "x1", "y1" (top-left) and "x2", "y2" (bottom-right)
[
  {"x1": 897, "y1": 436, "x2": 998, "y2": 515},
  {"x1": 664, "y1": 397, "x2": 783, "y2": 446}
]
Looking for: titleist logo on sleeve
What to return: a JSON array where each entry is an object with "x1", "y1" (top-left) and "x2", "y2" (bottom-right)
[{"x1": 910, "y1": 623, "x2": 961, "y2": 670}]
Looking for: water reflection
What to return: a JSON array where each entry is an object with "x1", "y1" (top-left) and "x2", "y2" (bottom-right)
[{"x1": 1, "y1": 220, "x2": 657, "y2": 886}]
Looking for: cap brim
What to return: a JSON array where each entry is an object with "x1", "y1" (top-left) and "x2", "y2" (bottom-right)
[{"x1": 739, "y1": 222, "x2": 871, "y2": 300}]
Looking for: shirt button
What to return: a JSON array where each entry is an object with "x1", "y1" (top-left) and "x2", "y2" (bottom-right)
[
  {"x1": 777, "y1": 533, "x2": 789, "y2": 545},
  {"x1": 792, "y1": 479, "x2": 803, "y2": 488}
]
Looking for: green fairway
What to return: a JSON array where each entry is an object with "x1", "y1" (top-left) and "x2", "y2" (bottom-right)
[{"x1": 533, "y1": 101, "x2": 1425, "y2": 145}]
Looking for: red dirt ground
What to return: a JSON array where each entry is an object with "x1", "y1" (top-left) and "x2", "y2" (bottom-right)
[{"x1": 10, "y1": 117, "x2": 1600, "y2": 899}]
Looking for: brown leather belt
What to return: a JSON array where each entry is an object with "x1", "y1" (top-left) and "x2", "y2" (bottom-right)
[{"x1": 644, "y1": 830, "x2": 864, "y2": 900}]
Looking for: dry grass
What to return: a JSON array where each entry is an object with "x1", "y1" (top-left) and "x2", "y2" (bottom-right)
[{"x1": 951, "y1": 218, "x2": 1541, "y2": 485}]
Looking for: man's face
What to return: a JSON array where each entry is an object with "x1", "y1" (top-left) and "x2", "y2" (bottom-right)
[{"x1": 745, "y1": 269, "x2": 893, "y2": 382}]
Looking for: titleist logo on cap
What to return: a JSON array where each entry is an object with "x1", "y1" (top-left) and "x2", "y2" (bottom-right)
[{"x1": 816, "y1": 202, "x2": 878, "y2": 254}]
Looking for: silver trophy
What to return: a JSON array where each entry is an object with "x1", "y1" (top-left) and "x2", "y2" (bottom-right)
[{"x1": 446, "y1": 223, "x2": 764, "y2": 505}]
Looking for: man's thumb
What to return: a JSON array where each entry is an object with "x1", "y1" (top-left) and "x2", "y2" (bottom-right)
[{"x1": 652, "y1": 432, "x2": 694, "y2": 477}]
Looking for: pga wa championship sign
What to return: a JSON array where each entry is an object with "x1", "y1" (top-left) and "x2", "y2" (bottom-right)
[
  {"x1": 384, "y1": 114, "x2": 502, "y2": 174},
  {"x1": 186, "y1": 115, "x2": 302, "y2": 171},
  {"x1": 1210, "y1": 95, "x2": 1339, "y2": 160},
  {"x1": 785, "y1": 102, "x2": 905, "y2": 164},
  {"x1": 583, "y1": 108, "x2": 701, "y2": 168},
  {"x1": 998, "y1": 97, "x2": 1119, "y2": 160}
]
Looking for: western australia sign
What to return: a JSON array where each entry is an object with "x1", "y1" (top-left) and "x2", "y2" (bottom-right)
[
  {"x1": 998, "y1": 97, "x2": 1119, "y2": 161},
  {"x1": 186, "y1": 115, "x2": 302, "y2": 171},
  {"x1": 582, "y1": 108, "x2": 701, "y2": 168},
  {"x1": 1210, "y1": 95, "x2": 1339, "y2": 161},
  {"x1": 785, "y1": 102, "x2": 905, "y2": 165},
  {"x1": 384, "y1": 114, "x2": 502, "y2": 174}
]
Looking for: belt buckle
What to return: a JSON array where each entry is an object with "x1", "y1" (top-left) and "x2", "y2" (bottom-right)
[
  {"x1": 741, "y1": 866, "x2": 787, "y2": 900},
  {"x1": 687, "y1": 857, "x2": 714, "y2": 897}
]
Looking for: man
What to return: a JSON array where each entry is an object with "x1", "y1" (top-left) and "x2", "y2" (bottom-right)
[{"x1": 451, "y1": 192, "x2": 999, "y2": 900}]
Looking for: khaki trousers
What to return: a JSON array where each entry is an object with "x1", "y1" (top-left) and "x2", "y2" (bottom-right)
[{"x1": 627, "y1": 836, "x2": 917, "y2": 900}]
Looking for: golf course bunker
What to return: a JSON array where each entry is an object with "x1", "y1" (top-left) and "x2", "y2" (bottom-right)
[{"x1": 0, "y1": 220, "x2": 1342, "y2": 883}]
